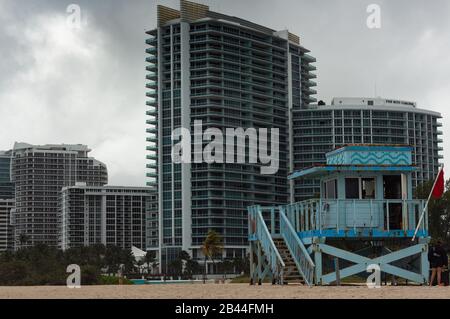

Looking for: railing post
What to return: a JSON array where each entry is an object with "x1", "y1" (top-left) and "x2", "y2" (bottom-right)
[
  {"x1": 301, "y1": 203, "x2": 304, "y2": 231},
  {"x1": 402, "y1": 199, "x2": 406, "y2": 231},
  {"x1": 271, "y1": 207, "x2": 275, "y2": 236},
  {"x1": 296, "y1": 204, "x2": 300, "y2": 232},
  {"x1": 305, "y1": 202, "x2": 309, "y2": 231},
  {"x1": 370, "y1": 199, "x2": 373, "y2": 229},
  {"x1": 386, "y1": 200, "x2": 390, "y2": 232},
  {"x1": 319, "y1": 199, "x2": 322, "y2": 232},
  {"x1": 353, "y1": 199, "x2": 356, "y2": 233},
  {"x1": 336, "y1": 199, "x2": 340, "y2": 232}
]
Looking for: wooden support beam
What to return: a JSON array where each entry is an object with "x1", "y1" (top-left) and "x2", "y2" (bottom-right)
[{"x1": 318, "y1": 243, "x2": 427, "y2": 285}]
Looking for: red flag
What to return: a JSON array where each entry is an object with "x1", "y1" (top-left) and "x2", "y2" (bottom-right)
[{"x1": 432, "y1": 168, "x2": 445, "y2": 199}]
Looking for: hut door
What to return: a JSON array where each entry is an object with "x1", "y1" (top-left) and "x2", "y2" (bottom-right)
[{"x1": 383, "y1": 175, "x2": 402, "y2": 230}]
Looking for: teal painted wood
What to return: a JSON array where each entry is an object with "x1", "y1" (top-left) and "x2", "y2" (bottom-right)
[
  {"x1": 279, "y1": 207, "x2": 315, "y2": 286},
  {"x1": 284, "y1": 198, "x2": 427, "y2": 237},
  {"x1": 318, "y1": 243, "x2": 428, "y2": 285},
  {"x1": 248, "y1": 206, "x2": 285, "y2": 282},
  {"x1": 326, "y1": 145, "x2": 413, "y2": 166}
]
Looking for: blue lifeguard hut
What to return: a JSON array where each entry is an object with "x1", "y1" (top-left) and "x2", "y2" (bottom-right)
[{"x1": 248, "y1": 145, "x2": 430, "y2": 286}]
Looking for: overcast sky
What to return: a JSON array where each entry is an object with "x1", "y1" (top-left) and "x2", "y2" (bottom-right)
[{"x1": 0, "y1": 0, "x2": 449, "y2": 186}]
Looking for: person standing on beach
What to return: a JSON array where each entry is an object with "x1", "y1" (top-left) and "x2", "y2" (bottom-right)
[{"x1": 428, "y1": 240, "x2": 447, "y2": 286}]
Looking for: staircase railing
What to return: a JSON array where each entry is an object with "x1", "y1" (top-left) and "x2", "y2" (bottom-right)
[
  {"x1": 279, "y1": 206, "x2": 315, "y2": 286},
  {"x1": 249, "y1": 206, "x2": 285, "y2": 283}
]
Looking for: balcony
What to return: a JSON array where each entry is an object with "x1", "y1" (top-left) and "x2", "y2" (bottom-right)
[
  {"x1": 146, "y1": 154, "x2": 158, "y2": 161},
  {"x1": 146, "y1": 81, "x2": 157, "y2": 89},
  {"x1": 146, "y1": 145, "x2": 158, "y2": 151},
  {"x1": 146, "y1": 91, "x2": 157, "y2": 98},
  {"x1": 304, "y1": 64, "x2": 317, "y2": 71},
  {"x1": 146, "y1": 64, "x2": 157, "y2": 72},
  {"x1": 302, "y1": 54, "x2": 316, "y2": 63},
  {"x1": 145, "y1": 41, "x2": 157, "y2": 49},
  {"x1": 146, "y1": 56, "x2": 157, "y2": 64},
  {"x1": 146, "y1": 172, "x2": 158, "y2": 178}
]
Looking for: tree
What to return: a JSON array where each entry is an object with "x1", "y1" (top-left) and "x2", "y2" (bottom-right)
[
  {"x1": 104, "y1": 246, "x2": 123, "y2": 274},
  {"x1": 177, "y1": 250, "x2": 200, "y2": 279},
  {"x1": 143, "y1": 251, "x2": 156, "y2": 275},
  {"x1": 168, "y1": 259, "x2": 183, "y2": 277},
  {"x1": 201, "y1": 230, "x2": 223, "y2": 282},
  {"x1": 120, "y1": 249, "x2": 136, "y2": 274},
  {"x1": 232, "y1": 254, "x2": 250, "y2": 275},
  {"x1": 415, "y1": 179, "x2": 450, "y2": 246},
  {"x1": 221, "y1": 259, "x2": 234, "y2": 279},
  {"x1": 18, "y1": 233, "x2": 29, "y2": 247}
]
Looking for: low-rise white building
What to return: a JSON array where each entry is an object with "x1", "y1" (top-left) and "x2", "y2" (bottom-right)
[{"x1": 59, "y1": 185, "x2": 153, "y2": 251}]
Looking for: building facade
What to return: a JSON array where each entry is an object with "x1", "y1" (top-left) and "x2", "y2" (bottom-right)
[
  {"x1": 0, "y1": 151, "x2": 14, "y2": 200},
  {"x1": 11, "y1": 143, "x2": 108, "y2": 249},
  {"x1": 146, "y1": 0, "x2": 317, "y2": 270},
  {"x1": 0, "y1": 151, "x2": 15, "y2": 251},
  {"x1": 0, "y1": 199, "x2": 14, "y2": 251},
  {"x1": 59, "y1": 185, "x2": 152, "y2": 250},
  {"x1": 292, "y1": 97, "x2": 443, "y2": 202}
]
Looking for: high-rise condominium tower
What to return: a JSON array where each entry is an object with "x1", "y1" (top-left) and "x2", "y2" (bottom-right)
[
  {"x1": 146, "y1": 0, "x2": 317, "y2": 271},
  {"x1": 11, "y1": 143, "x2": 108, "y2": 249}
]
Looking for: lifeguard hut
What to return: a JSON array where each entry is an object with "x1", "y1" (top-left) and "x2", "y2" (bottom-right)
[{"x1": 248, "y1": 145, "x2": 430, "y2": 286}]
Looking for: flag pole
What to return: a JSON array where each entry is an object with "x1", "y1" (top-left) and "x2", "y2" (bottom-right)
[{"x1": 412, "y1": 164, "x2": 444, "y2": 241}]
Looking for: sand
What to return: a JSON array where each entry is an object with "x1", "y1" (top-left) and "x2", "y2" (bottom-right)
[{"x1": 0, "y1": 283, "x2": 449, "y2": 299}]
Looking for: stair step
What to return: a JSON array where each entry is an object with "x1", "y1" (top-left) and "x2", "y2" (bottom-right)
[{"x1": 271, "y1": 238, "x2": 309, "y2": 285}]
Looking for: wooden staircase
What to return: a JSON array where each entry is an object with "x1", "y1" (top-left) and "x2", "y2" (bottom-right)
[{"x1": 273, "y1": 238, "x2": 305, "y2": 285}]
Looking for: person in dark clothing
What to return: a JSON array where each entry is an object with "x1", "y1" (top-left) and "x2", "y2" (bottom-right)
[{"x1": 428, "y1": 240, "x2": 447, "y2": 286}]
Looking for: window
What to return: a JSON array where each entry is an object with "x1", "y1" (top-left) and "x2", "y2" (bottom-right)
[
  {"x1": 345, "y1": 177, "x2": 376, "y2": 199},
  {"x1": 345, "y1": 178, "x2": 359, "y2": 199},
  {"x1": 325, "y1": 179, "x2": 337, "y2": 199},
  {"x1": 362, "y1": 178, "x2": 376, "y2": 199}
]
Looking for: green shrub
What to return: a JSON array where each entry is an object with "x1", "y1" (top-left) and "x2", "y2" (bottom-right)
[{"x1": 98, "y1": 275, "x2": 133, "y2": 285}]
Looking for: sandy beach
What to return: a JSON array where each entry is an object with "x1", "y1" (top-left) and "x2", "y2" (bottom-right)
[{"x1": 0, "y1": 283, "x2": 449, "y2": 299}]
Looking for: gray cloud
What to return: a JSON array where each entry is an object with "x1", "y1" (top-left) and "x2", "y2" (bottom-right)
[{"x1": 0, "y1": 0, "x2": 449, "y2": 186}]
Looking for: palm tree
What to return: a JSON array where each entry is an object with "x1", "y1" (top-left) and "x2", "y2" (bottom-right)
[
  {"x1": 143, "y1": 251, "x2": 156, "y2": 275},
  {"x1": 201, "y1": 230, "x2": 223, "y2": 283},
  {"x1": 18, "y1": 233, "x2": 29, "y2": 247}
]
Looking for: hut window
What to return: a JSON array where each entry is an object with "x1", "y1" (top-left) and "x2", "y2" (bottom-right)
[
  {"x1": 325, "y1": 179, "x2": 337, "y2": 199},
  {"x1": 362, "y1": 178, "x2": 376, "y2": 199},
  {"x1": 345, "y1": 178, "x2": 360, "y2": 199},
  {"x1": 345, "y1": 177, "x2": 376, "y2": 199}
]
